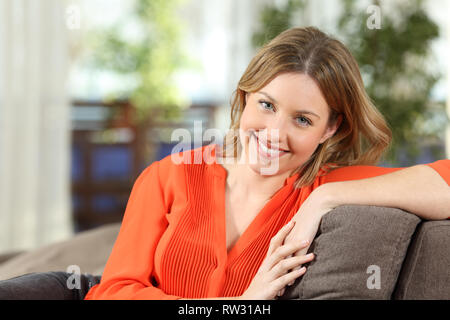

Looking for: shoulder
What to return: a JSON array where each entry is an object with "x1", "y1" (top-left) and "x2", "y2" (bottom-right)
[
  {"x1": 154, "y1": 144, "x2": 217, "y2": 183},
  {"x1": 319, "y1": 163, "x2": 403, "y2": 184}
]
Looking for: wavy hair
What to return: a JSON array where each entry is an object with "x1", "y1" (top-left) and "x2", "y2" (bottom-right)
[{"x1": 221, "y1": 26, "x2": 392, "y2": 188}]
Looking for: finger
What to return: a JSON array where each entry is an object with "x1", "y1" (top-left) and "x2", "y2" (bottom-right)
[
  {"x1": 292, "y1": 245, "x2": 311, "y2": 258},
  {"x1": 291, "y1": 252, "x2": 315, "y2": 273},
  {"x1": 286, "y1": 253, "x2": 315, "y2": 285},
  {"x1": 273, "y1": 267, "x2": 307, "y2": 291},
  {"x1": 267, "y1": 221, "x2": 296, "y2": 255},
  {"x1": 279, "y1": 254, "x2": 294, "y2": 288},
  {"x1": 277, "y1": 288, "x2": 285, "y2": 297},
  {"x1": 266, "y1": 240, "x2": 310, "y2": 269},
  {"x1": 278, "y1": 240, "x2": 310, "y2": 259},
  {"x1": 272, "y1": 253, "x2": 315, "y2": 278}
]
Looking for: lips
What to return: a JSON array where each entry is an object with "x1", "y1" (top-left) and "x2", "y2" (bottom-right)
[
  {"x1": 251, "y1": 132, "x2": 289, "y2": 159},
  {"x1": 257, "y1": 137, "x2": 289, "y2": 152}
]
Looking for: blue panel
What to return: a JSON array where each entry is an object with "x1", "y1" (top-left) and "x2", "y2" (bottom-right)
[
  {"x1": 92, "y1": 194, "x2": 124, "y2": 214},
  {"x1": 71, "y1": 194, "x2": 83, "y2": 213},
  {"x1": 92, "y1": 146, "x2": 132, "y2": 181},
  {"x1": 71, "y1": 144, "x2": 83, "y2": 181},
  {"x1": 155, "y1": 142, "x2": 199, "y2": 161},
  {"x1": 416, "y1": 151, "x2": 435, "y2": 164}
]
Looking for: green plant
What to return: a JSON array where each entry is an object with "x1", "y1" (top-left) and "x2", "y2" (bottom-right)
[
  {"x1": 338, "y1": 0, "x2": 442, "y2": 164},
  {"x1": 85, "y1": 0, "x2": 190, "y2": 124},
  {"x1": 252, "y1": 0, "x2": 443, "y2": 164},
  {"x1": 252, "y1": 0, "x2": 307, "y2": 48}
]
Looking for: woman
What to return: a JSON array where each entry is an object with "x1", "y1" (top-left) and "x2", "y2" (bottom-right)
[
  {"x1": 3, "y1": 26, "x2": 444, "y2": 300},
  {"x1": 84, "y1": 26, "x2": 450, "y2": 300}
]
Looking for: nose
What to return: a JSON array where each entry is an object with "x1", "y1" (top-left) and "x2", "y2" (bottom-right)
[{"x1": 261, "y1": 116, "x2": 289, "y2": 150}]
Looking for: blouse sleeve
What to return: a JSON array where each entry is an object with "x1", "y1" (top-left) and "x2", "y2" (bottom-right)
[
  {"x1": 427, "y1": 160, "x2": 450, "y2": 186},
  {"x1": 84, "y1": 161, "x2": 180, "y2": 300},
  {"x1": 321, "y1": 159, "x2": 450, "y2": 186}
]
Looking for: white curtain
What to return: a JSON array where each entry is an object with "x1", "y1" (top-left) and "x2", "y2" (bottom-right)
[
  {"x1": 0, "y1": 0, "x2": 73, "y2": 253},
  {"x1": 447, "y1": 25, "x2": 450, "y2": 159}
]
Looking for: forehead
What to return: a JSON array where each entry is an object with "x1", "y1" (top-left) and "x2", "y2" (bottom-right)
[{"x1": 257, "y1": 73, "x2": 330, "y2": 116}]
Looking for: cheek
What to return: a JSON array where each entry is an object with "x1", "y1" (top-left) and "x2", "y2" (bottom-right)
[
  {"x1": 238, "y1": 106, "x2": 265, "y2": 146},
  {"x1": 289, "y1": 133, "x2": 322, "y2": 158},
  {"x1": 239, "y1": 105, "x2": 262, "y2": 131}
]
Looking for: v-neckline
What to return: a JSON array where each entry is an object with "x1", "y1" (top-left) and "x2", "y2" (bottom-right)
[{"x1": 208, "y1": 144, "x2": 299, "y2": 264}]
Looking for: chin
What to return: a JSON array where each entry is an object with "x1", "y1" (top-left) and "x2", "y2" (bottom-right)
[
  {"x1": 247, "y1": 160, "x2": 288, "y2": 177},
  {"x1": 249, "y1": 164, "x2": 276, "y2": 176}
]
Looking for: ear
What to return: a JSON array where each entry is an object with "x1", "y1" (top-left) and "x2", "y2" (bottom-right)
[{"x1": 319, "y1": 114, "x2": 342, "y2": 144}]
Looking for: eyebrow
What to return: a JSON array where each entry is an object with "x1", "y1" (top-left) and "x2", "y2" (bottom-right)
[{"x1": 258, "y1": 91, "x2": 321, "y2": 119}]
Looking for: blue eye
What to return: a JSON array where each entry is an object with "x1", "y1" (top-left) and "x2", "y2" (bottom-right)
[
  {"x1": 296, "y1": 116, "x2": 312, "y2": 127},
  {"x1": 259, "y1": 100, "x2": 274, "y2": 111}
]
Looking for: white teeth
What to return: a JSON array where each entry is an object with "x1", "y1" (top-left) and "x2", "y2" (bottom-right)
[{"x1": 258, "y1": 139, "x2": 282, "y2": 156}]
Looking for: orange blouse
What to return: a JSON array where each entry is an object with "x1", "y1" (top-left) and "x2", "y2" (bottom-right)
[{"x1": 84, "y1": 144, "x2": 450, "y2": 300}]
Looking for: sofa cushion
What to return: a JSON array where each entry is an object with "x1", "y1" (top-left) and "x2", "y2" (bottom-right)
[
  {"x1": 0, "y1": 223, "x2": 120, "y2": 281},
  {"x1": 0, "y1": 272, "x2": 101, "y2": 300},
  {"x1": 0, "y1": 251, "x2": 24, "y2": 265},
  {"x1": 393, "y1": 220, "x2": 450, "y2": 300},
  {"x1": 281, "y1": 205, "x2": 421, "y2": 300}
]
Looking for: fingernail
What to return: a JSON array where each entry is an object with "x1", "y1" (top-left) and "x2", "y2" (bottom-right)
[{"x1": 286, "y1": 221, "x2": 294, "y2": 228}]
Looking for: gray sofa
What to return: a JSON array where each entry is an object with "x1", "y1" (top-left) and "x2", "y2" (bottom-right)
[{"x1": 0, "y1": 205, "x2": 449, "y2": 300}]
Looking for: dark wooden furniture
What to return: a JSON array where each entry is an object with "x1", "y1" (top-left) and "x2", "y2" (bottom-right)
[{"x1": 71, "y1": 100, "x2": 217, "y2": 232}]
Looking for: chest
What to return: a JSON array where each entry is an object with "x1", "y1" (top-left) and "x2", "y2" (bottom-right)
[{"x1": 224, "y1": 192, "x2": 269, "y2": 252}]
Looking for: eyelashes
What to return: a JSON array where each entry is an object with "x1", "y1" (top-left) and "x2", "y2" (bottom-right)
[
  {"x1": 259, "y1": 100, "x2": 274, "y2": 111},
  {"x1": 296, "y1": 116, "x2": 312, "y2": 126},
  {"x1": 258, "y1": 100, "x2": 312, "y2": 127}
]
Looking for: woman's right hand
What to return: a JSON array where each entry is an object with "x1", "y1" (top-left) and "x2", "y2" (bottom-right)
[{"x1": 239, "y1": 221, "x2": 315, "y2": 300}]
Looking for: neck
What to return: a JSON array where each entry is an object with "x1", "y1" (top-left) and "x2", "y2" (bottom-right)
[{"x1": 222, "y1": 154, "x2": 292, "y2": 202}]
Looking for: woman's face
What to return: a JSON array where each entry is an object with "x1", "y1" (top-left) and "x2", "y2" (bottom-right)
[{"x1": 239, "y1": 72, "x2": 340, "y2": 176}]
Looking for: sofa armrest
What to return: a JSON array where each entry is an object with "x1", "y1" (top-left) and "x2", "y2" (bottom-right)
[
  {"x1": 0, "y1": 223, "x2": 120, "y2": 281},
  {"x1": 281, "y1": 205, "x2": 421, "y2": 300},
  {"x1": 393, "y1": 220, "x2": 450, "y2": 300},
  {"x1": 0, "y1": 251, "x2": 25, "y2": 266}
]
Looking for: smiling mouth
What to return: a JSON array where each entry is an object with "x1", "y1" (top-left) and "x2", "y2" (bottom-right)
[{"x1": 250, "y1": 132, "x2": 290, "y2": 159}]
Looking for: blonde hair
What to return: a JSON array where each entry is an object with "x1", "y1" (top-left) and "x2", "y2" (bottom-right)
[{"x1": 221, "y1": 26, "x2": 392, "y2": 188}]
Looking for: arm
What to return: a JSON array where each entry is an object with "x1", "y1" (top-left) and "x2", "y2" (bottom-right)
[
  {"x1": 320, "y1": 161, "x2": 450, "y2": 220},
  {"x1": 285, "y1": 160, "x2": 450, "y2": 257}
]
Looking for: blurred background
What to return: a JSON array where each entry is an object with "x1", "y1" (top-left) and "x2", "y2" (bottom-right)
[{"x1": 0, "y1": 0, "x2": 448, "y2": 254}]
